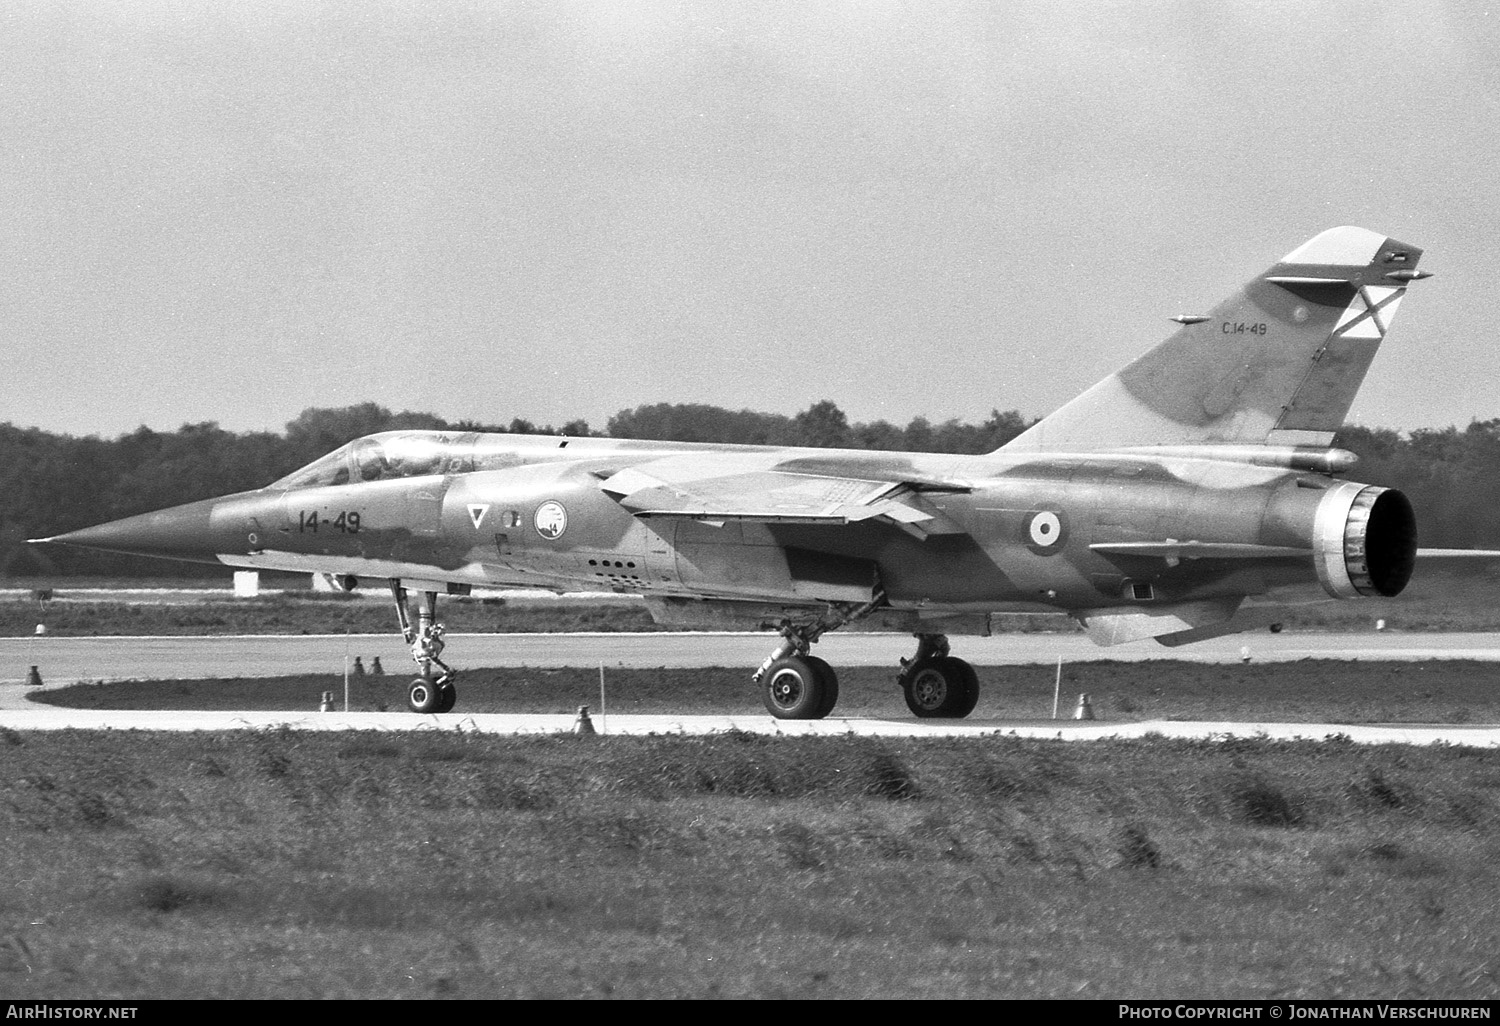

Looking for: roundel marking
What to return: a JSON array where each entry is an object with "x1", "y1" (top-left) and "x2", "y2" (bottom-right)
[
  {"x1": 534, "y1": 501, "x2": 568, "y2": 540},
  {"x1": 1024, "y1": 510, "x2": 1067, "y2": 554},
  {"x1": 1029, "y1": 511, "x2": 1061, "y2": 546}
]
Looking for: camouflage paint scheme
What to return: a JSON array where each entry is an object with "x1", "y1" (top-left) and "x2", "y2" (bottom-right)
[{"x1": 37, "y1": 227, "x2": 1429, "y2": 717}]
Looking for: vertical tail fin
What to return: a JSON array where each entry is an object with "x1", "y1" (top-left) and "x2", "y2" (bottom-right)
[{"x1": 1001, "y1": 226, "x2": 1428, "y2": 453}]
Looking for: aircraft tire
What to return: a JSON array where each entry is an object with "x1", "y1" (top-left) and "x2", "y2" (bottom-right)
[
  {"x1": 762, "y1": 655, "x2": 830, "y2": 720},
  {"x1": 435, "y1": 680, "x2": 457, "y2": 714},
  {"x1": 947, "y1": 658, "x2": 980, "y2": 718},
  {"x1": 408, "y1": 677, "x2": 444, "y2": 714},
  {"x1": 902, "y1": 656, "x2": 978, "y2": 719},
  {"x1": 804, "y1": 656, "x2": 840, "y2": 718}
]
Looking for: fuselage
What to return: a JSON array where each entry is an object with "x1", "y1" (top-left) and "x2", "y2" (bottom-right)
[{"x1": 46, "y1": 429, "x2": 1416, "y2": 630}]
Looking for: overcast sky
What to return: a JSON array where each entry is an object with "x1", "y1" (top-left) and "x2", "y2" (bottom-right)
[{"x1": 3, "y1": 1, "x2": 1497, "y2": 440}]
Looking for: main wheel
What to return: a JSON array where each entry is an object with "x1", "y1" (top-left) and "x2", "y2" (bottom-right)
[
  {"x1": 762, "y1": 655, "x2": 832, "y2": 720},
  {"x1": 804, "y1": 655, "x2": 840, "y2": 718},
  {"x1": 409, "y1": 677, "x2": 443, "y2": 714},
  {"x1": 946, "y1": 658, "x2": 980, "y2": 718},
  {"x1": 902, "y1": 656, "x2": 980, "y2": 719},
  {"x1": 435, "y1": 680, "x2": 457, "y2": 714}
]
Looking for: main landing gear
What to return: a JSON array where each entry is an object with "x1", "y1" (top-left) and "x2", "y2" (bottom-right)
[
  {"x1": 756, "y1": 631, "x2": 841, "y2": 720},
  {"x1": 390, "y1": 581, "x2": 457, "y2": 714},
  {"x1": 897, "y1": 633, "x2": 979, "y2": 719},
  {"x1": 752, "y1": 613, "x2": 979, "y2": 722}
]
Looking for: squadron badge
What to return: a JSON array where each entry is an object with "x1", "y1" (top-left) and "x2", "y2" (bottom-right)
[{"x1": 534, "y1": 501, "x2": 568, "y2": 540}]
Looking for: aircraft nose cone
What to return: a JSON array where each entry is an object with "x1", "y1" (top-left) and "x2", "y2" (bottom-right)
[{"x1": 31, "y1": 497, "x2": 225, "y2": 564}]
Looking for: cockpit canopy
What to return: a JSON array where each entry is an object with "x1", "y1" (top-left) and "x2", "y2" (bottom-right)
[
  {"x1": 272, "y1": 432, "x2": 472, "y2": 489},
  {"x1": 270, "y1": 429, "x2": 604, "y2": 491}
]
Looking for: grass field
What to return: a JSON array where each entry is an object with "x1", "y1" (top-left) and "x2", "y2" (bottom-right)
[
  {"x1": 1, "y1": 728, "x2": 1497, "y2": 999},
  {"x1": 6, "y1": 575, "x2": 1500, "y2": 999}
]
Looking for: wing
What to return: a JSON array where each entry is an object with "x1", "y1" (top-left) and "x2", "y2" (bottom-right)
[{"x1": 597, "y1": 461, "x2": 968, "y2": 538}]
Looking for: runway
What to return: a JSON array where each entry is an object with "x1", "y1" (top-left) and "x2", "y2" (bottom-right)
[
  {"x1": 7, "y1": 629, "x2": 1500, "y2": 686},
  {"x1": 1, "y1": 629, "x2": 1497, "y2": 743},
  {"x1": 0, "y1": 705, "x2": 1494, "y2": 746}
]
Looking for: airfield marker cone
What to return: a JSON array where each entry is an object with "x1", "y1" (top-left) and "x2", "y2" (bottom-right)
[
  {"x1": 574, "y1": 705, "x2": 597, "y2": 735},
  {"x1": 353, "y1": 656, "x2": 365, "y2": 677},
  {"x1": 371, "y1": 657, "x2": 384, "y2": 675},
  {"x1": 1073, "y1": 693, "x2": 1095, "y2": 721},
  {"x1": 34, "y1": 624, "x2": 46, "y2": 636},
  {"x1": 26, "y1": 666, "x2": 43, "y2": 688},
  {"x1": 320, "y1": 691, "x2": 334, "y2": 712}
]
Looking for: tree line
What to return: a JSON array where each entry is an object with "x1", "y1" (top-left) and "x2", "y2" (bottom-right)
[{"x1": 2, "y1": 402, "x2": 1496, "y2": 577}]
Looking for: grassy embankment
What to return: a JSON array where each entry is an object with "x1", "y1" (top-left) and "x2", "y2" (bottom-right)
[{"x1": 1, "y1": 728, "x2": 1496, "y2": 999}]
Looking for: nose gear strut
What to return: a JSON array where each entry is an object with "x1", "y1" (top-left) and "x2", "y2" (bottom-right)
[{"x1": 390, "y1": 580, "x2": 457, "y2": 713}]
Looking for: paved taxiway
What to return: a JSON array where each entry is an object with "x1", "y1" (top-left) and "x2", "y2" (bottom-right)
[
  {"x1": 0, "y1": 705, "x2": 1494, "y2": 745},
  {"x1": 1, "y1": 630, "x2": 1497, "y2": 744},
  {"x1": 7, "y1": 630, "x2": 1500, "y2": 686}
]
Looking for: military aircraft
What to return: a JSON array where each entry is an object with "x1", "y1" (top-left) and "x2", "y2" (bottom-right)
[{"x1": 35, "y1": 225, "x2": 1436, "y2": 719}]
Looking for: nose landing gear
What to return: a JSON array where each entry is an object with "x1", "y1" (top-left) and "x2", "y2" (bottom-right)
[
  {"x1": 391, "y1": 581, "x2": 458, "y2": 714},
  {"x1": 408, "y1": 675, "x2": 456, "y2": 715}
]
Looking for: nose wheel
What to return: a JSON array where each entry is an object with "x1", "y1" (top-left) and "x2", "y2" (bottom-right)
[{"x1": 409, "y1": 675, "x2": 457, "y2": 715}]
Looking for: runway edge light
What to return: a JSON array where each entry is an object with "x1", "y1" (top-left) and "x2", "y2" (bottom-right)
[
  {"x1": 1073, "y1": 694, "x2": 1095, "y2": 721},
  {"x1": 574, "y1": 705, "x2": 597, "y2": 735},
  {"x1": 27, "y1": 666, "x2": 43, "y2": 688}
]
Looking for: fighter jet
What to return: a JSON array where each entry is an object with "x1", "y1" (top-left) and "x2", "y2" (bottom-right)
[{"x1": 35, "y1": 226, "x2": 1432, "y2": 719}]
